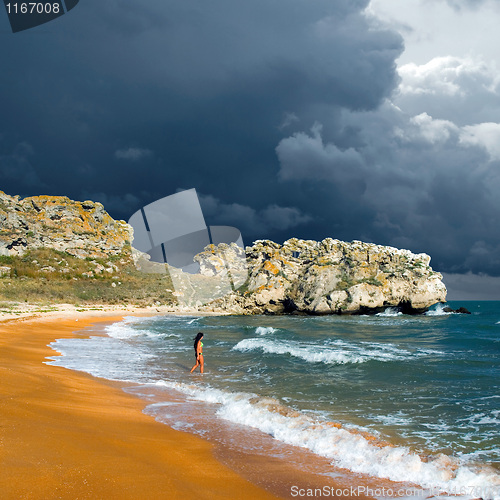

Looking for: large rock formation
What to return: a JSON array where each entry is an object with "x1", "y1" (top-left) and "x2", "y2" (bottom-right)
[
  {"x1": 198, "y1": 238, "x2": 447, "y2": 315},
  {"x1": 0, "y1": 189, "x2": 446, "y2": 314},
  {"x1": 0, "y1": 190, "x2": 132, "y2": 259}
]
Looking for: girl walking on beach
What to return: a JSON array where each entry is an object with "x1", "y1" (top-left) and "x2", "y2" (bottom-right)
[{"x1": 190, "y1": 332, "x2": 204, "y2": 373}]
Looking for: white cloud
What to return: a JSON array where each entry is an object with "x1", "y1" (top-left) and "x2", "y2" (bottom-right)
[
  {"x1": 459, "y1": 122, "x2": 500, "y2": 161},
  {"x1": 368, "y1": 0, "x2": 500, "y2": 68},
  {"x1": 269, "y1": 2, "x2": 500, "y2": 283},
  {"x1": 394, "y1": 55, "x2": 500, "y2": 127},
  {"x1": 408, "y1": 112, "x2": 458, "y2": 143},
  {"x1": 399, "y1": 112, "x2": 500, "y2": 160},
  {"x1": 399, "y1": 57, "x2": 463, "y2": 96},
  {"x1": 114, "y1": 147, "x2": 153, "y2": 161},
  {"x1": 398, "y1": 56, "x2": 500, "y2": 98},
  {"x1": 391, "y1": 56, "x2": 500, "y2": 158}
]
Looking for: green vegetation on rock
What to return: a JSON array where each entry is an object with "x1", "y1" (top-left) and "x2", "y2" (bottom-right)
[{"x1": 0, "y1": 248, "x2": 176, "y2": 307}]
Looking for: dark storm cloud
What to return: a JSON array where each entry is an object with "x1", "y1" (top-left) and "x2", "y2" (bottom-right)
[
  {"x1": 276, "y1": 73, "x2": 500, "y2": 277},
  {"x1": 0, "y1": 0, "x2": 402, "y2": 230},
  {"x1": 79, "y1": 190, "x2": 142, "y2": 215},
  {"x1": 114, "y1": 147, "x2": 153, "y2": 161},
  {"x1": 442, "y1": 273, "x2": 500, "y2": 300},
  {"x1": 3, "y1": 0, "x2": 500, "y2": 288},
  {"x1": 1, "y1": 0, "x2": 402, "y2": 201},
  {"x1": 198, "y1": 192, "x2": 312, "y2": 237},
  {"x1": 0, "y1": 141, "x2": 47, "y2": 192}
]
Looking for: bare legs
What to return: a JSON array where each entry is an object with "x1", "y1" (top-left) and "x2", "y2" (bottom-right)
[{"x1": 190, "y1": 355, "x2": 204, "y2": 373}]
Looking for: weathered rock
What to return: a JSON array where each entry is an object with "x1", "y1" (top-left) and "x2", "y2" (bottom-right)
[
  {"x1": 443, "y1": 306, "x2": 471, "y2": 314},
  {"x1": 0, "y1": 190, "x2": 132, "y2": 259},
  {"x1": 199, "y1": 238, "x2": 447, "y2": 315},
  {"x1": 0, "y1": 189, "x2": 447, "y2": 315}
]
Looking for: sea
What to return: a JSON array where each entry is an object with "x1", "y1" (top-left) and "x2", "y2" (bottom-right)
[{"x1": 46, "y1": 301, "x2": 500, "y2": 499}]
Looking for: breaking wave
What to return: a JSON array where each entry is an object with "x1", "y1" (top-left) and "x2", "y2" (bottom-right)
[
  {"x1": 153, "y1": 380, "x2": 500, "y2": 498},
  {"x1": 232, "y1": 338, "x2": 433, "y2": 365}
]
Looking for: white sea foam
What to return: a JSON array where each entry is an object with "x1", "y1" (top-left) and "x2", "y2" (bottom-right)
[
  {"x1": 459, "y1": 448, "x2": 500, "y2": 465},
  {"x1": 105, "y1": 316, "x2": 156, "y2": 339},
  {"x1": 464, "y1": 412, "x2": 500, "y2": 426},
  {"x1": 152, "y1": 380, "x2": 500, "y2": 499},
  {"x1": 105, "y1": 316, "x2": 180, "y2": 340},
  {"x1": 232, "y1": 338, "x2": 428, "y2": 365},
  {"x1": 368, "y1": 411, "x2": 413, "y2": 428},
  {"x1": 425, "y1": 304, "x2": 453, "y2": 316},
  {"x1": 45, "y1": 336, "x2": 156, "y2": 382},
  {"x1": 376, "y1": 307, "x2": 403, "y2": 317},
  {"x1": 255, "y1": 326, "x2": 277, "y2": 335}
]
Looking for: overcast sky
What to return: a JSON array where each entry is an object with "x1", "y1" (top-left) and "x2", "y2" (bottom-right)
[{"x1": 1, "y1": 0, "x2": 500, "y2": 299}]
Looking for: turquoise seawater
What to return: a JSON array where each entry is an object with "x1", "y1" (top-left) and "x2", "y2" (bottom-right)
[{"x1": 47, "y1": 301, "x2": 500, "y2": 497}]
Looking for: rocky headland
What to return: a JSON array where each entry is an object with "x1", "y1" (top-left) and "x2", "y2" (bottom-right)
[
  {"x1": 0, "y1": 190, "x2": 131, "y2": 259},
  {"x1": 198, "y1": 238, "x2": 447, "y2": 315},
  {"x1": 0, "y1": 190, "x2": 447, "y2": 314},
  {"x1": 0, "y1": 190, "x2": 161, "y2": 307}
]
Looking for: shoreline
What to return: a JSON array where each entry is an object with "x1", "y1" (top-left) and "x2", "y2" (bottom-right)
[
  {"x1": 0, "y1": 308, "x2": 379, "y2": 499},
  {"x1": 0, "y1": 312, "x2": 280, "y2": 499},
  {"x1": 0, "y1": 301, "x2": 225, "y2": 322}
]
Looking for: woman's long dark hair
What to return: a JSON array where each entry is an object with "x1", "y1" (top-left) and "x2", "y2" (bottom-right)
[{"x1": 193, "y1": 332, "x2": 204, "y2": 351}]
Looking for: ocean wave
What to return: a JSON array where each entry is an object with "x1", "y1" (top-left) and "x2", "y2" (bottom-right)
[
  {"x1": 425, "y1": 304, "x2": 453, "y2": 316},
  {"x1": 105, "y1": 316, "x2": 156, "y2": 339},
  {"x1": 153, "y1": 380, "x2": 500, "y2": 498},
  {"x1": 105, "y1": 316, "x2": 180, "y2": 340},
  {"x1": 255, "y1": 326, "x2": 278, "y2": 335},
  {"x1": 463, "y1": 411, "x2": 500, "y2": 426},
  {"x1": 459, "y1": 447, "x2": 500, "y2": 465},
  {"x1": 232, "y1": 337, "x2": 430, "y2": 365},
  {"x1": 376, "y1": 307, "x2": 403, "y2": 317}
]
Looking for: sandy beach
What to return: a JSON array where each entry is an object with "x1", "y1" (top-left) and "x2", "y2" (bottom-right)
[
  {"x1": 0, "y1": 308, "x2": 383, "y2": 499},
  {"x1": 0, "y1": 312, "x2": 282, "y2": 499}
]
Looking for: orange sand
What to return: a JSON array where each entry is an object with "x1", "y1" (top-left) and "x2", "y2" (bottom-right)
[
  {"x1": 0, "y1": 314, "x2": 388, "y2": 500},
  {"x1": 0, "y1": 316, "x2": 279, "y2": 499}
]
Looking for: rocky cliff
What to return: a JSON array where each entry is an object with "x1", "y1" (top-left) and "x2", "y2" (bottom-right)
[
  {"x1": 0, "y1": 190, "x2": 446, "y2": 314},
  {"x1": 198, "y1": 238, "x2": 447, "y2": 315},
  {"x1": 0, "y1": 190, "x2": 132, "y2": 259}
]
